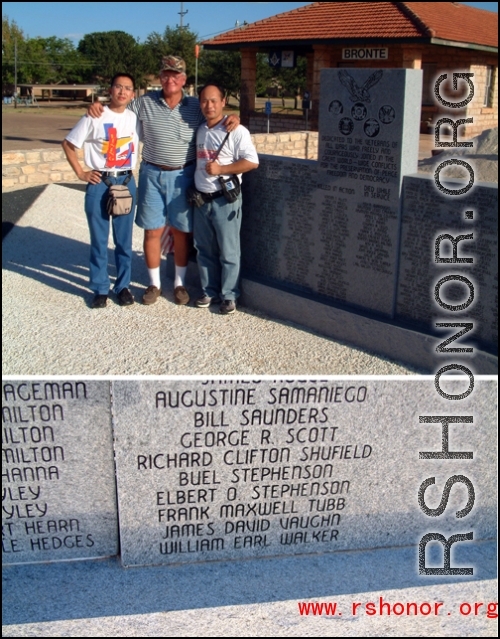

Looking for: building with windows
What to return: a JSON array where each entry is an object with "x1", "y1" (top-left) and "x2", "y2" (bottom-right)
[
  {"x1": 15, "y1": 84, "x2": 101, "y2": 102},
  {"x1": 202, "y1": 2, "x2": 498, "y2": 136}
]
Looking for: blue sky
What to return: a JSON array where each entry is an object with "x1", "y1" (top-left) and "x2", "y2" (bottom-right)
[{"x1": 2, "y1": 2, "x2": 498, "y2": 44}]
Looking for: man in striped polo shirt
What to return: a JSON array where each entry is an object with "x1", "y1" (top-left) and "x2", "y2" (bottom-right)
[{"x1": 89, "y1": 56, "x2": 239, "y2": 306}]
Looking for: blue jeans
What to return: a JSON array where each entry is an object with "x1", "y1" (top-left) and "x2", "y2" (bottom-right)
[
  {"x1": 193, "y1": 194, "x2": 242, "y2": 300},
  {"x1": 84, "y1": 176, "x2": 136, "y2": 295}
]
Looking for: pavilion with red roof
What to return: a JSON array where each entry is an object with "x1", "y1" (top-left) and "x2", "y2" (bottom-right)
[{"x1": 202, "y1": 2, "x2": 498, "y2": 135}]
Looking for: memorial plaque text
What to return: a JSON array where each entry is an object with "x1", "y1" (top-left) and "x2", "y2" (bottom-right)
[
  {"x1": 2, "y1": 380, "x2": 118, "y2": 564},
  {"x1": 112, "y1": 379, "x2": 495, "y2": 567}
]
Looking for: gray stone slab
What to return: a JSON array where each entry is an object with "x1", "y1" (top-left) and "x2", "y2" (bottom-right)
[
  {"x1": 2, "y1": 380, "x2": 118, "y2": 564},
  {"x1": 112, "y1": 379, "x2": 496, "y2": 567},
  {"x1": 242, "y1": 69, "x2": 422, "y2": 317},
  {"x1": 396, "y1": 174, "x2": 498, "y2": 354},
  {"x1": 317, "y1": 68, "x2": 421, "y2": 315},
  {"x1": 242, "y1": 157, "x2": 324, "y2": 292},
  {"x1": 318, "y1": 68, "x2": 422, "y2": 189},
  {"x1": 239, "y1": 278, "x2": 498, "y2": 374},
  {"x1": 242, "y1": 155, "x2": 399, "y2": 316}
]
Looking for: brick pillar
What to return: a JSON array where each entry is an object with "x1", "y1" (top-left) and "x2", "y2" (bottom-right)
[
  {"x1": 402, "y1": 47, "x2": 422, "y2": 69},
  {"x1": 240, "y1": 48, "x2": 256, "y2": 127},
  {"x1": 311, "y1": 45, "x2": 332, "y2": 129}
]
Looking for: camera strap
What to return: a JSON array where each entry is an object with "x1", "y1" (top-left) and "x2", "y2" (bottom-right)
[
  {"x1": 102, "y1": 172, "x2": 132, "y2": 188},
  {"x1": 212, "y1": 131, "x2": 230, "y2": 162}
]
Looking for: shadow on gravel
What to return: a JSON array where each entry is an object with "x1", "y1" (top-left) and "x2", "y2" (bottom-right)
[
  {"x1": 2, "y1": 135, "x2": 64, "y2": 145},
  {"x1": 2, "y1": 185, "x2": 47, "y2": 239},
  {"x1": 2, "y1": 225, "x2": 145, "y2": 300}
]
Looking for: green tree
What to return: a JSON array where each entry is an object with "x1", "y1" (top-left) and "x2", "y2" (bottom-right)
[
  {"x1": 3, "y1": 17, "x2": 90, "y2": 89},
  {"x1": 127, "y1": 42, "x2": 150, "y2": 90},
  {"x1": 142, "y1": 26, "x2": 198, "y2": 83},
  {"x1": 276, "y1": 55, "x2": 307, "y2": 98},
  {"x1": 2, "y1": 16, "x2": 25, "y2": 92},
  {"x1": 22, "y1": 37, "x2": 88, "y2": 84},
  {"x1": 44, "y1": 37, "x2": 89, "y2": 84},
  {"x1": 198, "y1": 50, "x2": 302, "y2": 105},
  {"x1": 142, "y1": 31, "x2": 166, "y2": 74},
  {"x1": 256, "y1": 53, "x2": 274, "y2": 97},
  {"x1": 256, "y1": 54, "x2": 307, "y2": 100},
  {"x1": 199, "y1": 50, "x2": 241, "y2": 101},
  {"x1": 78, "y1": 31, "x2": 144, "y2": 85}
]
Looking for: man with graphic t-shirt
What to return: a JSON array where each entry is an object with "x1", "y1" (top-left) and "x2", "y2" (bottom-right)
[
  {"x1": 193, "y1": 84, "x2": 259, "y2": 315},
  {"x1": 62, "y1": 73, "x2": 139, "y2": 309}
]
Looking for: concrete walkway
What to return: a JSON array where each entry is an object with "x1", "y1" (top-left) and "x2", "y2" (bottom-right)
[
  {"x1": 2, "y1": 183, "x2": 421, "y2": 376},
  {"x1": 2, "y1": 541, "x2": 497, "y2": 637}
]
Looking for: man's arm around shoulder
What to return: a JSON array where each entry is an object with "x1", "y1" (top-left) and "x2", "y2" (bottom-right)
[{"x1": 87, "y1": 95, "x2": 142, "y2": 118}]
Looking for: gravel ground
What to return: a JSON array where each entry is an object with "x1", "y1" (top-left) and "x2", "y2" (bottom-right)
[{"x1": 2, "y1": 183, "x2": 418, "y2": 376}]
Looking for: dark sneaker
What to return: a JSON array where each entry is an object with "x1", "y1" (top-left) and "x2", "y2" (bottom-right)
[
  {"x1": 174, "y1": 286, "x2": 190, "y2": 305},
  {"x1": 195, "y1": 295, "x2": 220, "y2": 308},
  {"x1": 220, "y1": 300, "x2": 236, "y2": 315},
  {"x1": 142, "y1": 285, "x2": 162, "y2": 305},
  {"x1": 117, "y1": 288, "x2": 134, "y2": 306},
  {"x1": 92, "y1": 294, "x2": 108, "y2": 309}
]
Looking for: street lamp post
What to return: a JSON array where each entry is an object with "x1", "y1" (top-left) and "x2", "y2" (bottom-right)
[
  {"x1": 195, "y1": 44, "x2": 200, "y2": 95},
  {"x1": 14, "y1": 38, "x2": 18, "y2": 109}
]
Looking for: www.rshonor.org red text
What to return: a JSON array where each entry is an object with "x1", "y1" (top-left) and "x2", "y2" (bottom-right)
[{"x1": 297, "y1": 598, "x2": 498, "y2": 618}]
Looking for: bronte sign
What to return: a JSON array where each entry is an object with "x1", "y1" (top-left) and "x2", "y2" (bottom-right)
[
  {"x1": 2, "y1": 380, "x2": 118, "y2": 564},
  {"x1": 112, "y1": 379, "x2": 496, "y2": 568},
  {"x1": 342, "y1": 48, "x2": 389, "y2": 60}
]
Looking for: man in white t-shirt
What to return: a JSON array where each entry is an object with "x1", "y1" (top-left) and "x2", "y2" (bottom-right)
[
  {"x1": 62, "y1": 73, "x2": 139, "y2": 308},
  {"x1": 192, "y1": 84, "x2": 259, "y2": 314}
]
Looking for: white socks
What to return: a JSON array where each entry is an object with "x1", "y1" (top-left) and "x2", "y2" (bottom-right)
[
  {"x1": 148, "y1": 265, "x2": 186, "y2": 289},
  {"x1": 174, "y1": 266, "x2": 187, "y2": 288},
  {"x1": 148, "y1": 267, "x2": 161, "y2": 289}
]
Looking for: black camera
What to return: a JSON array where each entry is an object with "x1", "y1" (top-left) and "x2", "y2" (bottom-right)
[
  {"x1": 187, "y1": 186, "x2": 205, "y2": 208},
  {"x1": 218, "y1": 175, "x2": 241, "y2": 203}
]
